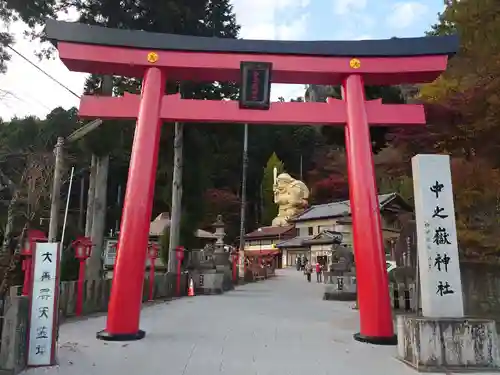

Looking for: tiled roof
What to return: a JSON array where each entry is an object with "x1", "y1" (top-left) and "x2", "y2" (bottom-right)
[
  {"x1": 276, "y1": 236, "x2": 313, "y2": 248},
  {"x1": 291, "y1": 193, "x2": 399, "y2": 222},
  {"x1": 149, "y1": 213, "x2": 171, "y2": 236},
  {"x1": 195, "y1": 229, "x2": 217, "y2": 239},
  {"x1": 244, "y1": 225, "x2": 295, "y2": 239},
  {"x1": 149, "y1": 212, "x2": 217, "y2": 238},
  {"x1": 303, "y1": 230, "x2": 343, "y2": 245}
]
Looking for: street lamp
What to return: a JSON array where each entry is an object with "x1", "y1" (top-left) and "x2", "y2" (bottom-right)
[
  {"x1": 147, "y1": 242, "x2": 159, "y2": 301},
  {"x1": 72, "y1": 236, "x2": 93, "y2": 316}
]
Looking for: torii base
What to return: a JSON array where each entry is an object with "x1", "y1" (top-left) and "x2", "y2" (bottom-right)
[
  {"x1": 396, "y1": 315, "x2": 500, "y2": 372},
  {"x1": 354, "y1": 332, "x2": 397, "y2": 346},
  {"x1": 96, "y1": 329, "x2": 146, "y2": 342}
]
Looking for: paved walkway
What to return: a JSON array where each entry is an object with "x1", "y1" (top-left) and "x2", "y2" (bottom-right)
[{"x1": 22, "y1": 269, "x2": 480, "y2": 375}]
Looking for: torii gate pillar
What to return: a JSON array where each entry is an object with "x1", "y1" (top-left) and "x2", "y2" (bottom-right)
[{"x1": 343, "y1": 75, "x2": 394, "y2": 342}]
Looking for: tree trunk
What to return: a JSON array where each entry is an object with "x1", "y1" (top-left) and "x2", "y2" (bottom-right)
[
  {"x1": 168, "y1": 122, "x2": 184, "y2": 272},
  {"x1": 84, "y1": 154, "x2": 97, "y2": 237},
  {"x1": 85, "y1": 74, "x2": 113, "y2": 280},
  {"x1": 1, "y1": 193, "x2": 17, "y2": 255},
  {"x1": 87, "y1": 154, "x2": 109, "y2": 280},
  {"x1": 0, "y1": 169, "x2": 17, "y2": 255},
  {"x1": 0, "y1": 223, "x2": 27, "y2": 296}
]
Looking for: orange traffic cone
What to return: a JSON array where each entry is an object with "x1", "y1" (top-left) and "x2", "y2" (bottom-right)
[{"x1": 188, "y1": 278, "x2": 195, "y2": 297}]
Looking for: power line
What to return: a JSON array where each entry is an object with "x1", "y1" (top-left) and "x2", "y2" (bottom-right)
[
  {"x1": 7, "y1": 45, "x2": 81, "y2": 99},
  {"x1": 15, "y1": 89, "x2": 53, "y2": 111},
  {"x1": 1, "y1": 89, "x2": 52, "y2": 112}
]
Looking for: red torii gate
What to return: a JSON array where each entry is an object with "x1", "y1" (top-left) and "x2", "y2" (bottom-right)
[{"x1": 46, "y1": 20, "x2": 458, "y2": 345}]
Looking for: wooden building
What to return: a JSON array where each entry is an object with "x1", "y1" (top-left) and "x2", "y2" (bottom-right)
[
  {"x1": 243, "y1": 225, "x2": 297, "y2": 268},
  {"x1": 278, "y1": 193, "x2": 413, "y2": 266}
]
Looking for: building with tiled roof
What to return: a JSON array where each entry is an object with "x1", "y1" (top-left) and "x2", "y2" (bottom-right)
[
  {"x1": 277, "y1": 193, "x2": 413, "y2": 267},
  {"x1": 242, "y1": 225, "x2": 296, "y2": 268}
]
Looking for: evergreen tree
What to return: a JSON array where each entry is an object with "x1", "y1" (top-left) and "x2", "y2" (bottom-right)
[
  {"x1": 305, "y1": 85, "x2": 405, "y2": 153},
  {"x1": 0, "y1": 0, "x2": 59, "y2": 72}
]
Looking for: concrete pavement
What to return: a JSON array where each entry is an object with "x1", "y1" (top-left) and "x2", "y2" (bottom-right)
[{"x1": 22, "y1": 268, "x2": 491, "y2": 375}]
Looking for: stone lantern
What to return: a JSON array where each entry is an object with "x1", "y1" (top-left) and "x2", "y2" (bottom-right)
[
  {"x1": 212, "y1": 215, "x2": 231, "y2": 275},
  {"x1": 212, "y1": 214, "x2": 226, "y2": 249}
]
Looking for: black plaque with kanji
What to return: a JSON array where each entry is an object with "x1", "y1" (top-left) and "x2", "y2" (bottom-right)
[{"x1": 239, "y1": 61, "x2": 272, "y2": 110}]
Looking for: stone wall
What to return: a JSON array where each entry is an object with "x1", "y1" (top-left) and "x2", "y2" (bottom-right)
[
  {"x1": 461, "y1": 262, "x2": 500, "y2": 319},
  {"x1": 390, "y1": 261, "x2": 500, "y2": 320},
  {"x1": 59, "y1": 272, "x2": 188, "y2": 319},
  {"x1": 0, "y1": 288, "x2": 29, "y2": 374}
]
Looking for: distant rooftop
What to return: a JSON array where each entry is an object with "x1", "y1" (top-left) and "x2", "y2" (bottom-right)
[
  {"x1": 276, "y1": 236, "x2": 313, "y2": 249},
  {"x1": 244, "y1": 225, "x2": 295, "y2": 239},
  {"x1": 149, "y1": 212, "x2": 217, "y2": 239},
  {"x1": 291, "y1": 193, "x2": 411, "y2": 222}
]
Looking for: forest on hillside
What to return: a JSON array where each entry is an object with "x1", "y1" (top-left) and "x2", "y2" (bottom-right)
[{"x1": 0, "y1": 0, "x2": 499, "y2": 286}]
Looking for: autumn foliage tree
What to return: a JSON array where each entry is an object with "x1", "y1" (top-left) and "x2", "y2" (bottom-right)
[
  {"x1": 386, "y1": 0, "x2": 500, "y2": 258},
  {"x1": 450, "y1": 158, "x2": 500, "y2": 257},
  {"x1": 308, "y1": 148, "x2": 348, "y2": 204},
  {"x1": 415, "y1": 0, "x2": 500, "y2": 162}
]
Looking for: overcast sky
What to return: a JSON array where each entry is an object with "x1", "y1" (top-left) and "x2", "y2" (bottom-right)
[{"x1": 0, "y1": 0, "x2": 443, "y2": 120}]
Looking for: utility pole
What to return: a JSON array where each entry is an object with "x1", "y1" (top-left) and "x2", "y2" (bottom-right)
[
  {"x1": 78, "y1": 177, "x2": 85, "y2": 232},
  {"x1": 47, "y1": 119, "x2": 103, "y2": 243},
  {"x1": 238, "y1": 124, "x2": 249, "y2": 253},
  {"x1": 48, "y1": 137, "x2": 65, "y2": 242},
  {"x1": 84, "y1": 155, "x2": 97, "y2": 237},
  {"x1": 299, "y1": 154, "x2": 303, "y2": 181}
]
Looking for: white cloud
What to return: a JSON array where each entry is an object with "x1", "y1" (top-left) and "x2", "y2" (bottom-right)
[
  {"x1": 333, "y1": 0, "x2": 368, "y2": 15},
  {"x1": 387, "y1": 2, "x2": 428, "y2": 29},
  {"x1": 276, "y1": 14, "x2": 309, "y2": 40},
  {"x1": 0, "y1": 11, "x2": 86, "y2": 120},
  {"x1": 231, "y1": 0, "x2": 310, "y2": 40},
  {"x1": 231, "y1": 0, "x2": 311, "y2": 101}
]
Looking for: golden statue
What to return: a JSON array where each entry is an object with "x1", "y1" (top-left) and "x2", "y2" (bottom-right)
[{"x1": 272, "y1": 172, "x2": 309, "y2": 226}]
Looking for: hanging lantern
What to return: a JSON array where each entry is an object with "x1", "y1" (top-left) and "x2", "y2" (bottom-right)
[{"x1": 72, "y1": 237, "x2": 93, "y2": 260}]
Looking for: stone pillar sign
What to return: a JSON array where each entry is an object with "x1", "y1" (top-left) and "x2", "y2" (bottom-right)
[
  {"x1": 27, "y1": 242, "x2": 61, "y2": 367},
  {"x1": 396, "y1": 154, "x2": 500, "y2": 372},
  {"x1": 412, "y1": 154, "x2": 463, "y2": 317}
]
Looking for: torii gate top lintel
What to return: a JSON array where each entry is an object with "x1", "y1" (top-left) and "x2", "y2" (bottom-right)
[{"x1": 46, "y1": 20, "x2": 458, "y2": 85}]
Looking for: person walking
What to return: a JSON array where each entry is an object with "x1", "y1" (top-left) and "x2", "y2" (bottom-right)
[
  {"x1": 305, "y1": 262, "x2": 312, "y2": 282},
  {"x1": 315, "y1": 262, "x2": 322, "y2": 283}
]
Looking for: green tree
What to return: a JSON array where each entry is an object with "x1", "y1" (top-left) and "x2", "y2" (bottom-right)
[
  {"x1": 1, "y1": 0, "x2": 321, "y2": 252},
  {"x1": 261, "y1": 153, "x2": 285, "y2": 225},
  {"x1": 0, "y1": 108, "x2": 84, "y2": 290},
  {"x1": 0, "y1": 0, "x2": 60, "y2": 72},
  {"x1": 305, "y1": 84, "x2": 405, "y2": 153}
]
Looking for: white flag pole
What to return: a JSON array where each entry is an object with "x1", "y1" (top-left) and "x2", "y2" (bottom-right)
[{"x1": 60, "y1": 166, "x2": 75, "y2": 247}]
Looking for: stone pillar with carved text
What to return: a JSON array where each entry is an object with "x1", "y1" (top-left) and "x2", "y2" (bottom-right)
[{"x1": 397, "y1": 154, "x2": 500, "y2": 372}]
